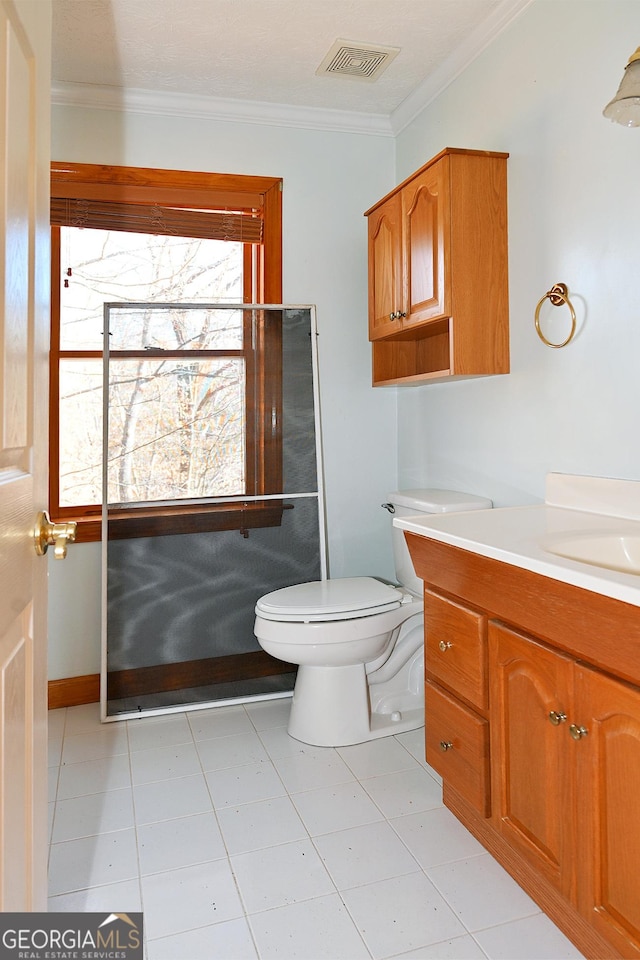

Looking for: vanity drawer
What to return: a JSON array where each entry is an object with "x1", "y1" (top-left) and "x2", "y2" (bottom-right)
[
  {"x1": 425, "y1": 678, "x2": 490, "y2": 817},
  {"x1": 425, "y1": 588, "x2": 488, "y2": 711}
]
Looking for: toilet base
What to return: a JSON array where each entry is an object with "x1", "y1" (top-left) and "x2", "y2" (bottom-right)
[{"x1": 287, "y1": 660, "x2": 424, "y2": 747}]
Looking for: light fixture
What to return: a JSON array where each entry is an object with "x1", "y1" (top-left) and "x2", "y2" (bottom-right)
[{"x1": 603, "y1": 47, "x2": 640, "y2": 126}]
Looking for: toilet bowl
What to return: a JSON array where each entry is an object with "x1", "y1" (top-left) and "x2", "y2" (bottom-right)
[{"x1": 254, "y1": 489, "x2": 492, "y2": 747}]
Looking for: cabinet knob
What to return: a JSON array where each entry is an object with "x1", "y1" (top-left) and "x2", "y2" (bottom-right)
[
  {"x1": 548, "y1": 710, "x2": 567, "y2": 726},
  {"x1": 439, "y1": 740, "x2": 454, "y2": 752},
  {"x1": 569, "y1": 724, "x2": 588, "y2": 741},
  {"x1": 438, "y1": 640, "x2": 452, "y2": 652}
]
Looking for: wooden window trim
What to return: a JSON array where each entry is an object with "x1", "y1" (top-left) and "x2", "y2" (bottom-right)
[{"x1": 50, "y1": 162, "x2": 282, "y2": 541}]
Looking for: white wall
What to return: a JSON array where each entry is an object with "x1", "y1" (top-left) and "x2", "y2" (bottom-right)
[
  {"x1": 395, "y1": 0, "x2": 640, "y2": 507},
  {"x1": 48, "y1": 107, "x2": 397, "y2": 679}
]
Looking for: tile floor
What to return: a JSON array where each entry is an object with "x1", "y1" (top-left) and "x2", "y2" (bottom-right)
[{"x1": 48, "y1": 698, "x2": 585, "y2": 960}]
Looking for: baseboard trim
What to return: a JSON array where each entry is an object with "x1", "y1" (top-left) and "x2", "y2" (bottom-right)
[{"x1": 48, "y1": 673, "x2": 100, "y2": 710}]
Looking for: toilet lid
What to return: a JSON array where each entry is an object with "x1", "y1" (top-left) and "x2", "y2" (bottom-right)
[{"x1": 255, "y1": 577, "x2": 404, "y2": 622}]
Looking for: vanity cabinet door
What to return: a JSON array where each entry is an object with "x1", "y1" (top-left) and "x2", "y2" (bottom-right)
[
  {"x1": 574, "y1": 665, "x2": 640, "y2": 957},
  {"x1": 489, "y1": 622, "x2": 575, "y2": 900},
  {"x1": 367, "y1": 192, "x2": 403, "y2": 340}
]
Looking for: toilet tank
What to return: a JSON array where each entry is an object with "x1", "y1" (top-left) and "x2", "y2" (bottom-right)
[{"x1": 386, "y1": 489, "x2": 493, "y2": 597}]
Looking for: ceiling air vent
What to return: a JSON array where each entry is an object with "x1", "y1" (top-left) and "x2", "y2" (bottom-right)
[{"x1": 316, "y1": 39, "x2": 400, "y2": 83}]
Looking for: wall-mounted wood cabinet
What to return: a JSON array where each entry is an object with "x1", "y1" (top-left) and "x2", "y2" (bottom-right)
[{"x1": 365, "y1": 148, "x2": 509, "y2": 386}]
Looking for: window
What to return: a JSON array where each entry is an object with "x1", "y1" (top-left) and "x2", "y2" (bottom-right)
[{"x1": 50, "y1": 163, "x2": 282, "y2": 541}]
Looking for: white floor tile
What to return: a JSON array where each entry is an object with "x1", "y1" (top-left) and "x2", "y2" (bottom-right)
[
  {"x1": 48, "y1": 738, "x2": 63, "y2": 767},
  {"x1": 48, "y1": 766, "x2": 60, "y2": 802},
  {"x1": 188, "y1": 704, "x2": 254, "y2": 741},
  {"x1": 147, "y1": 918, "x2": 258, "y2": 960},
  {"x1": 129, "y1": 741, "x2": 202, "y2": 785},
  {"x1": 48, "y1": 878, "x2": 142, "y2": 913},
  {"x1": 314, "y1": 820, "x2": 419, "y2": 890},
  {"x1": 231, "y1": 839, "x2": 335, "y2": 913},
  {"x1": 127, "y1": 713, "x2": 193, "y2": 752},
  {"x1": 244, "y1": 697, "x2": 292, "y2": 730},
  {"x1": 217, "y1": 796, "x2": 307, "y2": 855},
  {"x1": 338, "y1": 737, "x2": 423, "y2": 780},
  {"x1": 472, "y1": 912, "x2": 585, "y2": 959},
  {"x1": 393, "y1": 728, "x2": 429, "y2": 767},
  {"x1": 49, "y1": 829, "x2": 139, "y2": 896},
  {"x1": 341, "y1": 871, "x2": 467, "y2": 960},
  {"x1": 273, "y1": 749, "x2": 355, "y2": 794},
  {"x1": 257, "y1": 724, "x2": 310, "y2": 760},
  {"x1": 291, "y1": 780, "x2": 384, "y2": 836},
  {"x1": 57, "y1": 754, "x2": 132, "y2": 800},
  {"x1": 389, "y1": 933, "x2": 488, "y2": 959},
  {"x1": 249, "y1": 893, "x2": 370, "y2": 959},
  {"x1": 141, "y1": 859, "x2": 244, "y2": 940},
  {"x1": 133, "y1": 772, "x2": 213, "y2": 824},
  {"x1": 205, "y1": 760, "x2": 286, "y2": 808},
  {"x1": 390, "y1": 806, "x2": 486, "y2": 869},
  {"x1": 61, "y1": 726, "x2": 129, "y2": 764},
  {"x1": 48, "y1": 707, "x2": 67, "y2": 741},
  {"x1": 195, "y1": 730, "x2": 270, "y2": 771},
  {"x1": 137, "y1": 812, "x2": 226, "y2": 875},
  {"x1": 47, "y1": 702, "x2": 586, "y2": 960},
  {"x1": 63, "y1": 702, "x2": 102, "y2": 735},
  {"x1": 52, "y1": 788, "x2": 135, "y2": 842},
  {"x1": 426, "y1": 854, "x2": 540, "y2": 931},
  {"x1": 361, "y1": 766, "x2": 443, "y2": 819}
]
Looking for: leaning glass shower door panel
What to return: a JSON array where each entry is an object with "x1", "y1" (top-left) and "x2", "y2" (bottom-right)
[{"x1": 101, "y1": 305, "x2": 325, "y2": 719}]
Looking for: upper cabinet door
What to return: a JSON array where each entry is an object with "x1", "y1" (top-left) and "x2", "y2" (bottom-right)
[
  {"x1": 402, "y1": 156, "x2": 450, "y2": 327},
  {"x1": 367, "y1": 192, "x2": 403, "y2": 340}
]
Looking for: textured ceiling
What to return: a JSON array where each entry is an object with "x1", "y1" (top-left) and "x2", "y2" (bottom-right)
[{"x1": 51, "y1": 0, "x2": 524, "y2": 118}]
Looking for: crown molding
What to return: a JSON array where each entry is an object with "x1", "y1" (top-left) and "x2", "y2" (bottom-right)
[
  {"x1": 50, "y1": 81, "x2": 395, "y2": 137},
  {"x1": 389, "y1": 0, "x2": 534, "y2": 134}
]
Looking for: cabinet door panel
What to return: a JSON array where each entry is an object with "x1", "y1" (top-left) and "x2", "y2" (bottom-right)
[
  {"x1": 425, "y1": 589, "x2": 487, "y2": 711},
  {"x1": 368, "y1": 193, "x2": 403, "y2": 339},
  {"x1": 575, "y1": 665, "x2": 640, "y2": 957},
  {"x1": 489, "y1": 623, "x2": 574, "y2": 897},
  {"x1": 402, "y1": 158, "x2": 450, "y2": 327}
]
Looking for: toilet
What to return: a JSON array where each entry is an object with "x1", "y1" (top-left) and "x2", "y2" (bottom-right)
[{"x1": 254, "y1": 489, "x2": 492, "y2": 747}]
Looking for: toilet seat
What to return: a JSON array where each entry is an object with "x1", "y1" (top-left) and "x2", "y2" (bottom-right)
[{"x1": 255, "y1": 576, "x2": 404, "y2": 622}]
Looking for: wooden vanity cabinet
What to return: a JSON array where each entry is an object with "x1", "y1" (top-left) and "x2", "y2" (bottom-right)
[
  {"x1": 365, "y1": 148, "x2": 509, "y2": 386},
  {"x1": 410, "y1": 533, "x2": 640, "y2": 959}
]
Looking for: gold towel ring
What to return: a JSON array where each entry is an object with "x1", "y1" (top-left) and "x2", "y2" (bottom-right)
[{"x1": 534, "y1": 282, "x2": 577, "y2": 348}]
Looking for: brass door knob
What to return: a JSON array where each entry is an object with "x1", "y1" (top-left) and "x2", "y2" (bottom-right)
[
  {"x1": 569, "y1": 724, "x2": 588, "y2": 741},
  {"x1": 33, "y1": 510, "x2": 77, "y2": 560},
  {"x1": 439, "y1": 740, "x2": 454, "y2": 752},
  {"x1": 438, "y1": 640, "x2": 452, "y2": 652},
  {"x1": 549, "y1": 710, "x2": 567, "y2": 726}
]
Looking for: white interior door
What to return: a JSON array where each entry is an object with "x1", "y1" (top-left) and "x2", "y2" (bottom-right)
[{"x1": 0, "y1": 0, "x2": 51, "y2": 910}]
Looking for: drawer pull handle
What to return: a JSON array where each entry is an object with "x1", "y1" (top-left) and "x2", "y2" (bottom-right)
[
  {"x1": 569, "y1": 724, "x2": 588, "y2": 741},
  {"x1": 438, "y1": 640, "x2": 452, "y2": 653},
  {"x1": 439, "y1": 740, "x2": 454, "y2": 752},
  {"x1": 548, "y1": 710, "x2": 567, "y2": 726}
]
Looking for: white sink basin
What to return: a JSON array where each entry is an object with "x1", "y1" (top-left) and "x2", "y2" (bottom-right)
[{"x1": 544, "y1": 533, "x2": 640, "y2": 576}]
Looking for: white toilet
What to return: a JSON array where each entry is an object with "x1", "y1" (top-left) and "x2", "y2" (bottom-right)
[{"x1": 254, "y1": 489, "x2": 492, "y2": 747}]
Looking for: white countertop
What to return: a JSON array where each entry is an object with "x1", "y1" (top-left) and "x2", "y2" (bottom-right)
[{"x1": 394, "y1": 474, "x2": 640, "y2": 609}]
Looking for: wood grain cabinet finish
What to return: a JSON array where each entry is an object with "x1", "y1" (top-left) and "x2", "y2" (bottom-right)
[
  {"x1": 409, "y1": 532, "x2": 640, "y2": 959},
  {"x1": 364, "y1": 148, "x2": 509, "y2": 386}
]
